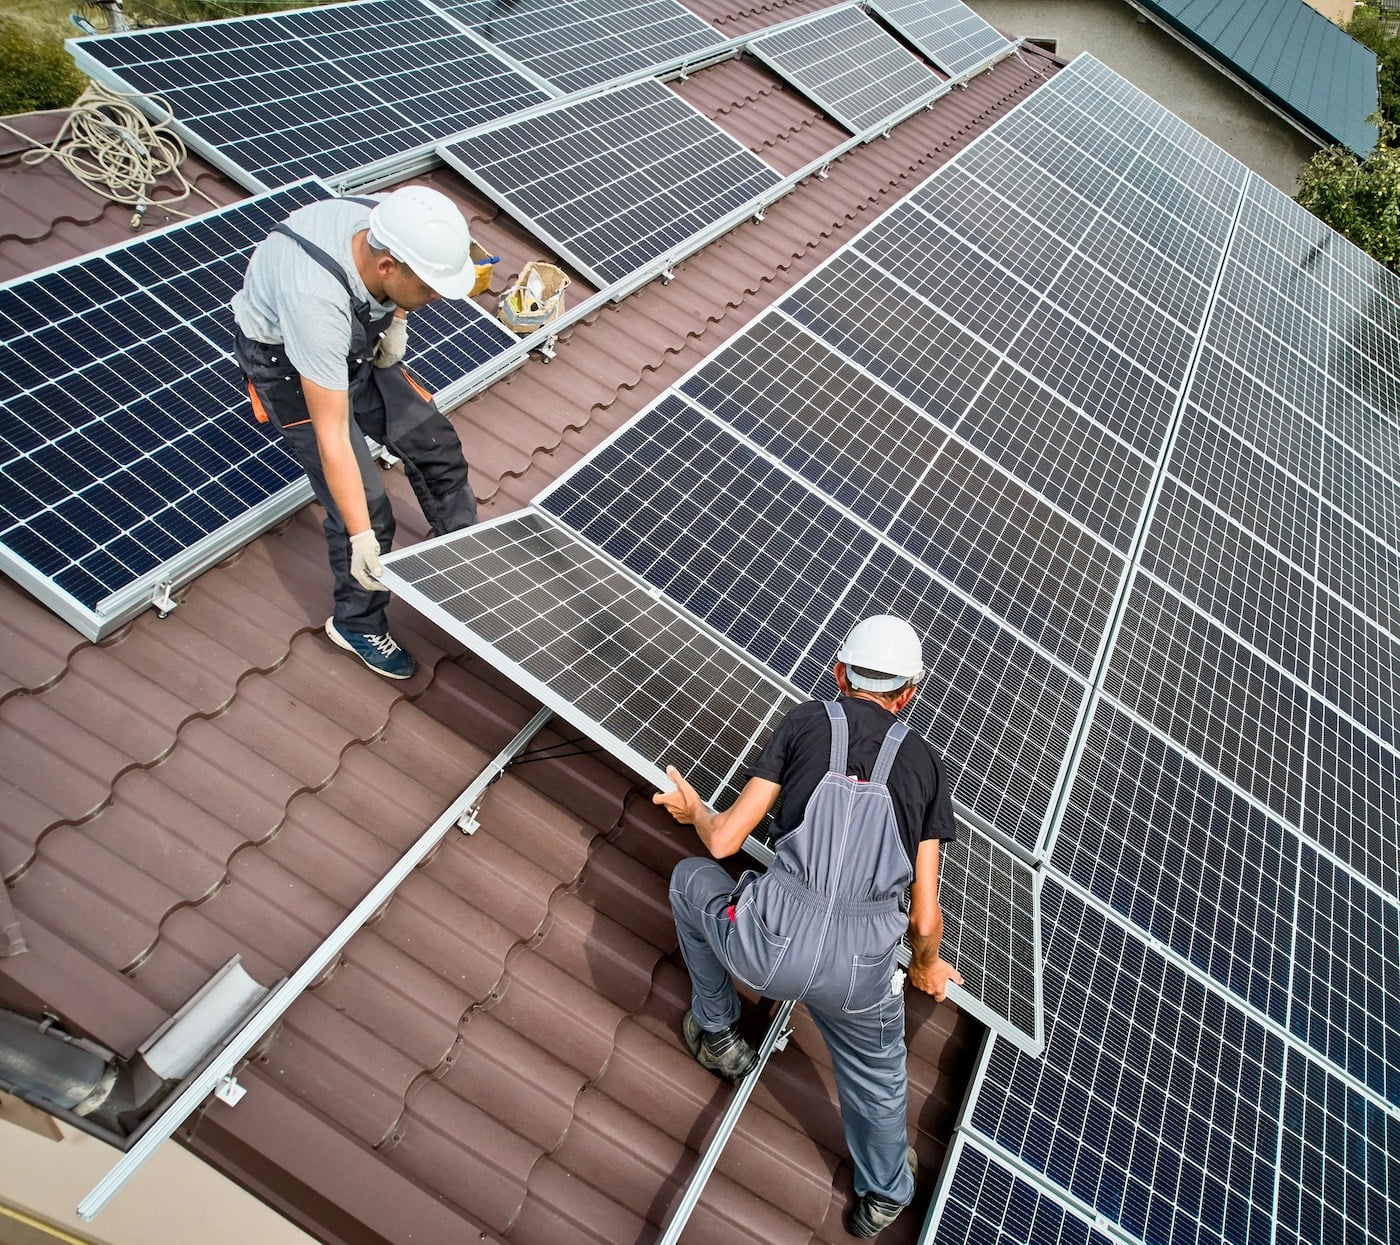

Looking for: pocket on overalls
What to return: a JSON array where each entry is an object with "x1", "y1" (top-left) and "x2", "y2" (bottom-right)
[
  {"x1": 842, "y1": 946, "x2": 899, "y2": 1015},
  {"x1": 726, "y1": 898, "x2": 792, "y2": 994}
]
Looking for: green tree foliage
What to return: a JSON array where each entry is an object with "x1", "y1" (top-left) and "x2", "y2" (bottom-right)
[
  {"x1": 1297, "y1": 129, "x2": 1400, "y2": 272},
  {"x1": 1295, "y1": 7, "x2": 1400, "y2": 270},
  {"x1": 0, "y1": 15, "x2": 88, "y2": 113}
]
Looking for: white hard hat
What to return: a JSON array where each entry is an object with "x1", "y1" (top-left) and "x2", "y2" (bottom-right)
[
  {"x1": 368, "y1": 186, "x2": 476, "y2": 300},
  {"x1": 837, "y1": 615, "x2": 926, "y2": 693}
]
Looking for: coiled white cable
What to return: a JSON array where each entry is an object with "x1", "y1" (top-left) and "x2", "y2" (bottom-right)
[{"x1": 0, "y1": 79, "x2": 219, "y2": 228}]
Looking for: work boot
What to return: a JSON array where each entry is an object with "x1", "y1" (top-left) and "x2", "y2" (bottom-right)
[
  {"x1": 682, "y1": 1011, "x2": 758, "y2": 1080},
  {"x1": 845, "y1": 1147, "x2": 918, "y2": 1238},
  {"x1": 325, "y1": 618, "x2": 417, "y2": 680}
]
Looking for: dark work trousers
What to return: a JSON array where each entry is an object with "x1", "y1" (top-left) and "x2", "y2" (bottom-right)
[
  {"x1": 234, "y1": 219, "x2": 476, "y2": 635},
  {"x1": 670, "y1": 703, "x2": 918, "y2": 1207}
]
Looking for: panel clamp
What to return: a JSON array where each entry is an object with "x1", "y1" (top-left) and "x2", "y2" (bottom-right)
[{"x1": 213, "y1": 1075, "x2": 246, "y2": 1106}]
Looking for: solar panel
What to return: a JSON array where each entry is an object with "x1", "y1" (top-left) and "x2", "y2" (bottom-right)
[
  {"x1": 0, "y1": 181, "x2": 519, "y2": 641},
  {"x1": 388, "y1": 52, "x2": 1400, "y2": 1240},
  {"x1": 438, "y1": 79, "x2": 783, "y2": 289},
  {"x1": 970, "y1": 882, "x2": 1289, "y2": 1245},
  {"x1": 68, "y1": 0, "x2": 553, "y2": 191},
  {"x1": 867, "y1": 0, "x2": 1011, "y2": 78},
  {"x1": 926, "y1": 1135, "x2": 1123, "y2": 1245},
  {"x1": 437, "y1": 0, "x2": 724, "y2": 96},
  {"x1": 745, "y1": 5, "x2": 944, "y2": 135}
]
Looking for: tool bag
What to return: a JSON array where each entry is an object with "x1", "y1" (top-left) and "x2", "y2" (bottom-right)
[{"x1": 497, "y1": 261, "x2": 569, "y2": 333}]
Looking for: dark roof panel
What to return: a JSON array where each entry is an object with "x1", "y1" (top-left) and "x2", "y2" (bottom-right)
[{"x1": 1140, "y1": 0, "x2": 1379, "y2": 153}]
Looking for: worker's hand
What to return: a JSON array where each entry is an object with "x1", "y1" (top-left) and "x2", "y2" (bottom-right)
[
  {"x1": 373, "y1": 315, "x2": 407, "y2": 368},
  {"x1": 653, "y1": 765, "x2": 705, "y2": 826},
  {"x1": 908, "y1": 958, "x2": 963, "y2": 1002},
  {"x1": 348, "y1": 529, "x2": 387, "y2": 591}
]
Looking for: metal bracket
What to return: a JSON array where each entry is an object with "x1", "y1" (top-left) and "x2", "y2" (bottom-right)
[
  {"x1": 661, "y1": 267, "x2": 676, "y2": 284},
  {"x1": 752, "y1": 206, "x2": 766, "y2": 223},
  {"x1": 536, "y1": 333, "x2": 559, "y2": 361},
  {"x1": 151, "y1": 581, "x2": 177, "y2": 617},
  {"x1": 817, "y1": 163, "x2": 830, "y2": 180},
  {"x1": 456, "y1": 804, "x2": 481, "y2": 835},
  {"x1": 212, "y1": 1075, "x2": 246, "y2": 1107}
]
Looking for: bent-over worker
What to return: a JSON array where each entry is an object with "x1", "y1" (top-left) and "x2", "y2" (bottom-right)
[
  {"x1": 655, "y1": 615, "x2": 963, "y2": 1239},
  {"x1": 232, "y1": 185, "x2": 479, "y2": 680}
]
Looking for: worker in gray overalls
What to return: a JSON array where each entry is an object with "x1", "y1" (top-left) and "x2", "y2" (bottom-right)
[
  {"x1": 655, "y1": 615, "x2": 963, "y2": 1239},
  {"x1": 232, "y1": 185, "x2": 479, "y2": 680}
]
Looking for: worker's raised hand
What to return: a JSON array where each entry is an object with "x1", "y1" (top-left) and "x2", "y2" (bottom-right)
[
  {"x1": 374, "y1": 315, "x2": 407, "y2": 368},
  {"x1": 653, "y1": 765, "x2": 703, "y2": 826},
  {"x1": 348, "y1": 529, "x2": 387, "y2": 591},
  {"x1": 909, "y1": 958, "x2": 963, "y2": 1002}
]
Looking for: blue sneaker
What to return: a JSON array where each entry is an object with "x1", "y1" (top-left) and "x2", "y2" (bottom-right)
[{"x1": 324, "y1": 618, "x2": 417, "y2": 680}]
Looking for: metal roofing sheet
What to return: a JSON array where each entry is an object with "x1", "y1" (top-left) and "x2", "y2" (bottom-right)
[{"x1": 1139, "y1": 0, "x2": 1379, "y2": 153}]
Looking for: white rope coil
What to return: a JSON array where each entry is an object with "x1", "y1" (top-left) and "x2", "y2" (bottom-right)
[{"x1": 1, "y1": 80, "x2": 219, "y2": 228}]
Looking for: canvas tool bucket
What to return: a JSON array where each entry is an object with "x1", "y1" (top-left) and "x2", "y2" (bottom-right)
[{"x1": 497, "y1": 261, "x2": 570, "y2": 333}]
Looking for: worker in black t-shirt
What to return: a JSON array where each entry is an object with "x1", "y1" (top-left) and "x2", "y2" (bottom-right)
[{"x1": 655, "y1": 614, "x2": 962, "y2": 1239}]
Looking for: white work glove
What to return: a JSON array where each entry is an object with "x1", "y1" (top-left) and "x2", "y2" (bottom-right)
[
  {"x1": 373, "y1": 315, "x2": 407, "y2": 368},
  {"x1": 348, "y1": 530, "x2": 387, "y2": 591}
]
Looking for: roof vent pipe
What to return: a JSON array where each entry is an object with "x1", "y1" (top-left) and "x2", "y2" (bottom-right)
[{"x1": 0, "y1": 1010, "x2": 117, "y2": 1116}]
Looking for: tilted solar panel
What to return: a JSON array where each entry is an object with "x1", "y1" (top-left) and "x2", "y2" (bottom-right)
[
  {"x1": 0, "y1": 181, "x2": 519, "y2": 641},
  {"x1": 746, "y1": 5, "x2": 944, "y2": 135},
  {"x1": 868, "y1": 0, "x2": 1011, "y2": 78},
  {"x1": 439, "y1": 78, "x2": 783, "y2": 289},
  {"x1": 437, "y1": 0, "x2": 725, "y2": 96},
  {"x1": 68, "y1": 0, "x2": 553, "y2": 190}
]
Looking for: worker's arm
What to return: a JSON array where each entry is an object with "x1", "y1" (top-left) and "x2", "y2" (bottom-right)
[
  {"x1": 303, "y1": 377, "x2": 384, "y2": 590},
  {"x1": 653, "y1": 767, "x2": 781, "y2": 859},
  {"x1": 304, "y1": 377, "x2": 370, "y2": 534},
  {"x1": 906, "y1": 838, "x2": 963, "y2": 1001}
]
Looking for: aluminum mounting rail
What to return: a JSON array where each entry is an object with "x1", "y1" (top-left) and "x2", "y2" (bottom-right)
[
  {"x1": 76, "y1": 705, "x2": 556, "y2": 1221},
  {"x1": 656, "y1": 998, "x2": 797, "y2": 1245}
]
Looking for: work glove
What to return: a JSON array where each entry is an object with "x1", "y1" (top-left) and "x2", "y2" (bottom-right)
[
  {"x1": 348, "y1": 529, "x2": 387, "y2": 591},
  {"x1": 374, "y1": 315, "x2": 407, "y2": 368}
]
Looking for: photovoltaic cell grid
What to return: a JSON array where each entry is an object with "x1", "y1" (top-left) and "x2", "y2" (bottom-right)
[
  {"x1": 0, "y1": 181, "x2": 518, "y2": 640},
  {"x1": 438, "y1": 78, "x2": 782, "y2": 288},
  {"x1": 927, "y1": 1136, "x2": 1123, "y2": 1245},
  {"x1": 867, "y1": 0, "x2": 1010, "y2": 78},
  {"x1": 385, "y1": 510, "x2": 798, "y2": 806},
  {"x1": 538, "y1": 386, "x2": 1088, "y2": 852},
  {"x1": 69, "y1": 0, "x2": 551, "y2": 190},
  {"x1": 745, "y1": 5, "x2": 943, "y2": 136},
  {"x1": 437, "y1": 0, "x2": 724, "y2": 96},
  {"x1": 1276, "y1": 1048, "x2": 1400, "y2": 1245},
  {"x1": 970, "y1": 882, "x2": 1289, "y2": 1245},
  {"x1": 936, "y1": 817, "x2": 1039, "y2": 1045}
]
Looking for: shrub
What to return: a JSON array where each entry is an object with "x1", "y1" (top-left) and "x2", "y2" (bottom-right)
[{"x1": 0, "y1": 15, "x2": 87, "y2": 115}]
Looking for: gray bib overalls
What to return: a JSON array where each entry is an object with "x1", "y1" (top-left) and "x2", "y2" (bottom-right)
[{"x1": 670, "y1": 701, "x2": 919, "y2": 1206}]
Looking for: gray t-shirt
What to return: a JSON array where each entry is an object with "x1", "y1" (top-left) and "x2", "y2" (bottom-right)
[{"x1": 231, "y1": 197, "x2": 397, "y2": 392}]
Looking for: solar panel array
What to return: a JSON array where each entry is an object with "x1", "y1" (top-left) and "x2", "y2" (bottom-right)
[
  {"x1": 0, "y1": 181, "x2": 518, "y2": 641},
  {"x1": 438, "y1": 79, "x2": 783, "y2": 288},
  {"x1": 868, "y1": 0, "x2": 1012, "y2": 78},
  {"x1": 68, "y1": 0, "x2": 552, "y2": 190},
  {"x1": 437, "y1": 0, "x2": 725, "y2": 96},
  {"x1": 393, "y1": 51, "x2": 1400, "y2": 1242},
  {"x1": 746, "y1": 5, "x2": 944, "y2": 136}
]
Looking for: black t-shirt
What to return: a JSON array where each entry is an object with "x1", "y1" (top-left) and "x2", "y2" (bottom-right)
[{"x1": 744, "y1": 696, "x2": 956, "y2": 867}]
